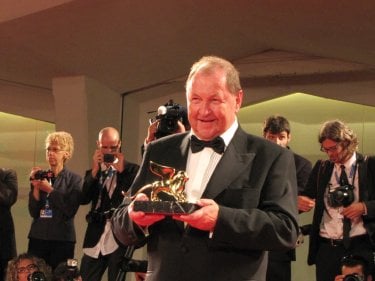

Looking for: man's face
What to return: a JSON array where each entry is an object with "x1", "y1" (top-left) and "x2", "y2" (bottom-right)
[
  {"x1": 264, "y1": 131, "x2": 290, "y2": 148},
  {"x1": 98, "y1": 134, "x2": 120, "y2": 155},
  {"x1": 320, "y1": 139, "x2": 351, "y2": 164},
  {"x1": 186, "y1": 69, "x2": 242, "y2": 141},
  {"x1": 342, "y1": 265, "x2": 369, "y2": 281}
]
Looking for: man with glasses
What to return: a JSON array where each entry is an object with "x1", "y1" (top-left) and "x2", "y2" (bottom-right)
[
  {"x1": 300, "y1": 120, "x2": 375, "y2": 281},
  {"x1": 335, "y1": 254, "x2": 372, "y2": 281},
  {"x1": 80, "y1": 127, "x2": 139, "y2": 281}
]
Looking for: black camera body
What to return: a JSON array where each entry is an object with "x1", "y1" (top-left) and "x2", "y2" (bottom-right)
[
  {"x1": 344, "y1": 273, "x2": 364, "y2": 281},
  {"x1": 327, "y1": 184, "x2": 355, "y2": 207},
  {"x1": 154, "y1": 100, "x2": 189, "y2": 139},
  {"x1": 103, "y1": 153, "x2": 116, "y2": 163},
  {"x1": 34, "y1": 170, "x2": 55, "y2": 181},
  {"x1": 27, "y1": 271, "x2": 46, "y2": 281}
]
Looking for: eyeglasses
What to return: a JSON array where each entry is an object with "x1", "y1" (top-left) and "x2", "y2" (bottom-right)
[
  {"x1": 320, "y1": 142, "x2": 340, "y2": 153},
  {"x1": 100, "y1": 145, "x2": 119, "y2": 152},
  {"x1": 17, "y1": 264, "x2": 38, "y2": 274},
  {"x1": 46, "y1": 147, "x2": 63, "y2": 153}
]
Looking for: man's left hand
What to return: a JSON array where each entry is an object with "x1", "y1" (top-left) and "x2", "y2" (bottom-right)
[
  {"x1": 342, "y1": 202, "x2": 365, "y2": 220},
  {"x1": 113, "y1": 152, "x2": 125, "y2": 173},
  {"x1": 173, "y1": 198, "x2": 219, "y2": 231}
]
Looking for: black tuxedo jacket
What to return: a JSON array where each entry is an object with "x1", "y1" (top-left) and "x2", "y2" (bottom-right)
[
  {"x1": 0, "y1": 168, "x2": 18, "y2": 260},
  {"x1": 269, "y1": 151, "x2": 312, "y2": 263},
  {"x1": 81, "y1": 161, "x2": 139, "y2": 248},
  {"x1": 113, "y1": 127, "x2": 299, "y2": 281},
  {"x1": 301, "y1": 153, "x2": 375, "y2": 265}
]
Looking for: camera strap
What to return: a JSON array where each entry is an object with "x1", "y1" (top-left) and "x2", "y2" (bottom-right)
[
  {"x1": 95, "y1": 166, "x2": 116, "y2": 211},
  {"x1": 334, "y1": 163, "x2": 357, "y2": 187}
]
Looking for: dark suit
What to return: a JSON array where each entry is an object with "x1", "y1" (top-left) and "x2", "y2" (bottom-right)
[
  {"x1": 112, "y1": 128, "x2": 299, "y2": 281},
  {"x1": 0, "y1": 168, "x2": 17, "y2": 281},
  {"x1": 80, "y1": 161, "x2": 139, "y2": 281},
  {"x1": 267, "y1": 152, "x2": 312, "y2": 281},
  {"x1": 301, "y1": 153, "x2": 375, "y2": 281}
]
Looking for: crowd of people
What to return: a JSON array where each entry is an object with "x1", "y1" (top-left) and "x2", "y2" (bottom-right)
[{"x1": 1, "y1": 55, "x2": 374, "y2": 281}]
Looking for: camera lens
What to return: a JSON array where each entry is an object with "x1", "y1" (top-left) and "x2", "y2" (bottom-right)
[{"x1": 103, "y1": 154, "x2": 115, "y2": 163}]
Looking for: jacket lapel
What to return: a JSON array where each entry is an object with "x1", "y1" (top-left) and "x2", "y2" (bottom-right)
[{"x1": 202, "y1": 128, "x2": 255, "y2": 199}]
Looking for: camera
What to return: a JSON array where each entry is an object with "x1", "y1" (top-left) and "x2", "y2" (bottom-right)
[
  {"x1": 67, "y1": 259, "x2": 78, "y2": 268},
  {"x1": 103, "y1": 153, "x2": 116, "y2": 163},
  {"x1": 27, "y1": 271, "x2": 46, "y2": 281},
  {"x1": 53, "y1": 259, "x2": 80, "y2": 281},
  {"x1": 33, "y1": 170, "x2": 55, "y2": 181},
  {"x1": 85, "y1": 209, "x2": 115, "y2": 224},
  {"x1": 153, "y1": 100, "x2": 189, "y2": 139},
  {"x1": 327, "y1": 185, "x2": 355, "y2": 207},
  {"x1": 344, "y1": 273, "x2": 364, "y2": 281}
]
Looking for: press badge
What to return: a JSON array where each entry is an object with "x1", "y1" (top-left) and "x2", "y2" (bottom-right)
[{"x1": 40, "y1": 197, "x2": 53, "y2": 218}]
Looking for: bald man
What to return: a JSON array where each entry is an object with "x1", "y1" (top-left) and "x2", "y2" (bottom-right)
[{"x1": 80, "y1": 127, "x2": 139, "y2": 281}]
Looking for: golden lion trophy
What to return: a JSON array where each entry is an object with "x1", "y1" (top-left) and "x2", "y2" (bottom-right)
[{"x1": 133, "y1": 161, "x2": 199, "y2": 215}]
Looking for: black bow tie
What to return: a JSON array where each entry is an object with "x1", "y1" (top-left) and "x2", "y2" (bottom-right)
[{"x1": 190, "y1": 135, "x2": 225, "y2": 154}]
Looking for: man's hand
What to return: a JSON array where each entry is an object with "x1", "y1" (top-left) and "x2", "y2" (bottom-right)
[
  {"x1": 145, "y1": 120, "x2": 159, "y2": 144},
  {"x1": 91, "y1": 149, "x2": 102, "y2": 177},
  {"x1": 334, "y1": 274, "x2": 345, "y2": 281},
  {"x1": 343, "y1": 202, "x2": 365, "y2": 220},
  {"x1": 129, "y1": 193, "x2": 165, "y2": 227},
  {"x1": 173, "y1": 199, "x2": 219, "y2": 231},
  {"x1": 298, "y1": 195, "x2": 315, "y2": 212},
  {"x1": 112, "y1": 151, "x2": 125, "y2": 173}
]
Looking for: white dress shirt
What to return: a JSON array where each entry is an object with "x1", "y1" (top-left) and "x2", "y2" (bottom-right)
[{"x1": 185, "y1": 120, "x2": 238, "y2": 203}]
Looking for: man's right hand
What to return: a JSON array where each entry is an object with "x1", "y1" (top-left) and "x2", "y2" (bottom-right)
[
  {"x1": 298, "y1": 195, "x2": 315, "y2": 212},
  {"x1": 91, "y1": 149, "x2": 102, "y2": 177},
  {"x1": 129, "y1": 193, "x2": 165, "y2": 227},
  {"x1": 334, "y1": 274, "x2": 345, "y2": 281}
]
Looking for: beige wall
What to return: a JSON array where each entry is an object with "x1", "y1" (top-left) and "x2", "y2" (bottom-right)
[{"x1": 2, "y1": 84, "x2": 375, "y2": 281}]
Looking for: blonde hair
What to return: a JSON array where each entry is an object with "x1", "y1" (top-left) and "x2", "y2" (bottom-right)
[
  {"x1": 6, "y1": 253, "x2": 52, "y2": 281},
  {"x1": 45, "y1": 131, "x2": 74, "y2": 161},
  {"x1": 186, "y1": 56, "x2": 242, "y2": 95}
]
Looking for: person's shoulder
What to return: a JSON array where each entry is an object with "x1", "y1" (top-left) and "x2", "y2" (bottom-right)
[
  {"x1": 360, "y1": 153, "x2": 375, "y2": 166},
  {"x1": 0, "y1": 168, "x2": 17, "y2": 177},
  {"x1": 235, "y1": 127, "x2": 287, "y2": 153},
  {"x1": 124, "y1": 161, "x2": 140, "y2": 172},
  {"x1": 292, "y1": 151, "x2": 311, "y2": 165},
  {"x1": 61, "y1": 167, "x2": 82, "y2": 180}
]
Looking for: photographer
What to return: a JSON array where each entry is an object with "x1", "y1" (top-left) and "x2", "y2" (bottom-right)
[
  {"x1": 300, "y1": 120, "x2": 375, "y2": 281},
  {"x1": 334, "y1": 254, "x2": 372, "y2": 281},
  {"x1": 80, "y1": 127, "x2": 139, "y2": 281},
  {"x1": 5, "y1": 252, "x2": 52, "y2": 281},
  {"x1": 52, "y1": 259, "x2": 82, "y2": 281},
  {"x1": 142, "y1": 100, "x2": 190, "y2": 153},
  {"x1": 28, "y1": 132, "x2": 82, "y2": 270}
]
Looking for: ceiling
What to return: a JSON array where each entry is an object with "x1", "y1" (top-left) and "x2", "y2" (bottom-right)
[{"x1": 1, "y1": 0, "x2": 375, "y2": 120}]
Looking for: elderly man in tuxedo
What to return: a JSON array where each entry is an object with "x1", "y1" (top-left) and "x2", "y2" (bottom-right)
[{"x1": 112, "y1": 56, "x2": 299, "y2": 281}]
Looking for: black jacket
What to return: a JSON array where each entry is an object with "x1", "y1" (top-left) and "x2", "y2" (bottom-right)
[
  {"x1": 28, "y1": 167, "x2": 82, "y2": 242},
  {"x1": 81, "y1": 161, "x2": 139, "y2": 248},
  {"x1": 0, "y1": 168, "x2": 18, "y2": 260},
  {"x1": 301, "y1": 153, "x2": 375, "y2": 265}
]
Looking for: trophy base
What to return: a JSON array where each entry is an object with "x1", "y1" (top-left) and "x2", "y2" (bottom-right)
[{"x1": 133, "y1": 201, "x2": 199, "y2": 215}]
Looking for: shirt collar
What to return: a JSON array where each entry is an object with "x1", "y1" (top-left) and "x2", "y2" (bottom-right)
[{"x1": 335, "y1": 152, "x2": 356, "y2": 170}]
